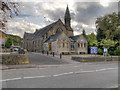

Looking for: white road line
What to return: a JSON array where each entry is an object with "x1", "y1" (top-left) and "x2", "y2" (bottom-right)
[
  {"x1": 106, "y1": 68, "x2": 117, "y2": 70},
  {"x1": 23, "y1": 75, "x2": 50, "y2": 79},
  {"x1": 1, "y1": 77, "x2": 21, "y2": 82},
  {"x1": 53, "y1": 72, "x2": 74, "y2": 77},
  {"x1": 96, "y1": 68, "x2": 106, "y2": 72},
  {"x1": 75, "y1": 70, "x2": 95, "y2": 74},
  {"x1": 74, "y1": 66, "x2": 80, "y2": 67}
]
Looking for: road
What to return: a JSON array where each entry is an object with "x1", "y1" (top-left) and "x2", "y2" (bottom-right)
[
  {"x1": 28, "y1": 52, "x2": 69, "y2": 65},
  {"x1": 1, "y1": 53, "x2": 119, "y2": 88}
]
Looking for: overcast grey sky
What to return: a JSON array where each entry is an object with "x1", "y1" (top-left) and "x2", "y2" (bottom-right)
[{"x1": 6, "y1": 0, "x2": 118, "y2": 37}]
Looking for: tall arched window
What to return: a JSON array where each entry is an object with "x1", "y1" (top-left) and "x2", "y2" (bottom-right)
[
  {"x1": 81, "y1": 43, "x2": 83, "y2": 48},
  {"x1": 63, "y1": 42, "x2": 64, "y2": 48},
  {"x1": 78, "y1": 43, "x2": 80, "y2": 48},
  {"x1": 84, "y1": 43, "x2": 86, "y2": 48}
]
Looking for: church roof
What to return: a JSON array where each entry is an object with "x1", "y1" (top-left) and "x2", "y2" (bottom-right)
[
  {"x1": 24, "y1": 32, "x2": 34, "y2": 40},
  {"x1": 24, "y1": 20, "x2": 60, "y2": 40},
  {"x1": 33, "y1": 21, "x2": 57, "y2": 39},
  {"x1": 45, "y1": 31, "x2": 62, "y2": 43},
  {"x1": 69, "y1": 35, "x2": 82, "y2": 41}
]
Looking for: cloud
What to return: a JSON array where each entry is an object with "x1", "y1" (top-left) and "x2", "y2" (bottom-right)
[
  {"x1": 7, "y1": 20, "x2": 41, "y2": 37},
  {"x1": 6, "y1": 1, "x2": 118, "y2": 37}
]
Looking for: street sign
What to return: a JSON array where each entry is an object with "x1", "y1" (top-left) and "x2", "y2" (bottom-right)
[
  {"x1": 104, "y1": 48, "x2": 108, "y2": 53},
  {"x1": 90, "y1": 47, "x2": 97, "y2": 54}
]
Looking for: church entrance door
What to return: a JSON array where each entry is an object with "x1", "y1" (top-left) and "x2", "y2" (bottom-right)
[{"x1": 48, "y1": 43, "x2": 52, "y2": 51}]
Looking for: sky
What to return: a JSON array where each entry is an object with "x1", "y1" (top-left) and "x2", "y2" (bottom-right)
[{"x1": 6, "y1": 0, "x2": 118, "y2": 38}]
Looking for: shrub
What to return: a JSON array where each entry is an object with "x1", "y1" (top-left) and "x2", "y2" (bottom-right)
[{"x1": 98, "y1": 48, "x2": 103, "y2": 55}]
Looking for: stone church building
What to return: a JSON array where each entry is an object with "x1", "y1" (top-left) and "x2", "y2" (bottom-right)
[{"x1": 23, "y1": 6, "x2": 88, "y2": 54}]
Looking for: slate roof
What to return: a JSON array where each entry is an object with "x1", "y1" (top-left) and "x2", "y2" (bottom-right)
[
  {"x1": 69, "y1": 35, "x2": 82, "y2": 41},
  {"x1": 24, "y1": 32, "x2": 34, "y2": 40},
  {"x1": 24, "y1": 20, "x2": 59, "y2": 40},
  {"x1": 33, "y1": 21, "x2": 57, "y2": 39},
  {"x1": 45, "y1": 32, "x2": 62, "y2": 43}
]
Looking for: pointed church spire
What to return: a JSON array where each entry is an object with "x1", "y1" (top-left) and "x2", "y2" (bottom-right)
[
  {"x1": 65, "y1": 5, "x2": 71, "y2": 19},
  {"x1": 64, "y1": 5, "x2": 71, "y2": 28}
]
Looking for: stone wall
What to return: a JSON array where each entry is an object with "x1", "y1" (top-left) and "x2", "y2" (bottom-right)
[
  {"x1": 2, "y1": 49, "x2": 11, "y2": 52},
  {"x1": 2, "y1": 54, "x2": 29, "y2": 65},
  {"x1": 72, "y1": 56, "x2": 120, "y2": 62}
]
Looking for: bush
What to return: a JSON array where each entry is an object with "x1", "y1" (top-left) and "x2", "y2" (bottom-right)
[
  {"x1": 98, "y1": 48, "x2": 103, "y2": 55},
  {"x1": 109, "y1": 51, "x2": 114, "y2": 55}
]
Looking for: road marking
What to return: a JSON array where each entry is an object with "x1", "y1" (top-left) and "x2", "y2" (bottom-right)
[
  {"x1": 75, "y1": 70, "x2": 95, "y2": 74},
  {"x1": 53, "y1": 72, "x2": 74, "y2": 77},
  {"x1": 74, "y1": 66, "x2": 80, "y2": 67},
  {"x1": 23, "y1": 75, "x2": 48, "y2": 79},
  {"x1": 1, "y1": 77, "x2": 21, "y2": 82},
  {"x1": 106, "y1": 68, "x2": 117, "y2": 70},
  {"x1": 96, "y1": 68, "x2": 106, "y2": 72}
]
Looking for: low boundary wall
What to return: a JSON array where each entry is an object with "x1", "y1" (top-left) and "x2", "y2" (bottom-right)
[
  {"x1": 72, "y1": 56, "x2": 120, "y2": 62},
  {"x1": 2, "y1": 54, "x2": 29, "y2": 65}
]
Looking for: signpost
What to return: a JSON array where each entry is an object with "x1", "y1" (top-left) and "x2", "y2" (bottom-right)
[
  {"x1": 90, "y1": 47, "x2": 98, "y2": 56},
  {"x1": 103, "y1": 48, "x2": 108, "y2": 57}
]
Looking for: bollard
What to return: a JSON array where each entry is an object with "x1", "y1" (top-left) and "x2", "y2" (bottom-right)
[
  {"x1": 47, "y1": 51, "x2": 48, "y2": 55},
  {"x1": 60, "y1": 53, "x2": 62, "y2": 59},
  {"x1": 53, "y1": 52, "x2": 54, "y2": 57}
]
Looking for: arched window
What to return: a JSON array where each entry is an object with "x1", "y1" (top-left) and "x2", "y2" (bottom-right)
[
  {"x1": 63, "y1": 42, "x2": 64, "y2": 48},
  {"x1": 81, "y1": 43, "x2": 83, "y2": 48},
  {"x1": 78, "y1": 43, "x2": 80, "y2": 48},
  {"x1": 84, "y1": 43, "x2": 86, "y2": 47},
  {"x1": 67, "y1": 42, "x2": 69, "y2": 48}
]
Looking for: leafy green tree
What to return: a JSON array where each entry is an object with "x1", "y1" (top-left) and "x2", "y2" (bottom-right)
[
  {"x1": 7, "y1": 34, "x2": 23, "y2": 46},
  {"x1": 96, "y1": 12, "x2": 119, "y2": 41},
  {"x1": 86, "y1": 33, "x2": 98, "y2": 53},
  {"x1": 87, "y1": 33, "x2": 98, "y2": 46},
  {"x1": 100, "y1": 39, "x2": 118, "y2": 49},
  {"x1": 5, "y1": 37, "x2": 13, "y2": 48}
]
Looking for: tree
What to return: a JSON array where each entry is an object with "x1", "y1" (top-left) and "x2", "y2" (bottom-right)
[
  {"x1": 0, "y1": 1, "x2": 20, "y2": 31},
  {"x1": 100, "y1": 39, "x2": 118, "y2": 49},
  {"x1": 96, "y1": 28, "x2": 104, "y2": 42},
  {"x1": 95, "y1": 12, "x2": 119, "y2": 41},
  {"x1": 5, "y1": 37, "x2": 13, "y2": 48},
  {"x1": 82, "y1": 29, "x2": 86, "y2": 37},
  {"x1": 86, "y1": 33, "x2": 98, "y2": 53}
]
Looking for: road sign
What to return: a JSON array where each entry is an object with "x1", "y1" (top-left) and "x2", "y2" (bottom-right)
[
  {"x1": 104, "y1": 48, "x2": 108, "y2": 53},
  {"x1": 90, "y1": 47, "x2": 98, "y2": 54}
]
